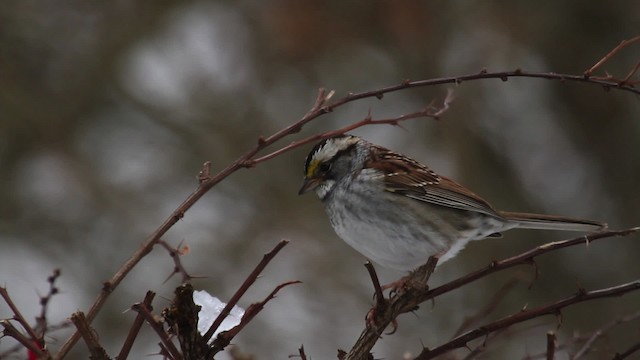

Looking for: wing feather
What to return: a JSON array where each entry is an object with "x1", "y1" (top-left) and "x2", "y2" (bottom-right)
[{"x1": 365, "y1": 145, "x2": 501, "y2": 217}]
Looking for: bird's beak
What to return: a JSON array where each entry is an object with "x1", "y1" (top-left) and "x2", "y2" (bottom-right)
[{"x1": 298, "y1": 177, "x2": 321, "y2": 195}]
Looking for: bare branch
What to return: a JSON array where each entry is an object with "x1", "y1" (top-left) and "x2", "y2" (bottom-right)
[
  {"x1": 211, "y1": 280, "x2": 302, "y2": 354},
  {"x1": 416, "y1": 280, "x2": 640, "y2": 360},
  {"x1": 247, "y1": 103, "x2": 448, "y2": 166},
  {"x1": 131, "y1": 302, "x2": 183, "y2": 360},
  {"x1": 202, "y1": 239, "x2": 290, "y2": 343},
  {"x1": 0, "y1": 320, "x2": 47, "y2": 358},
  {"x1": 158, "y1": 239, "x2": 204, "y2": 283},
  {"x1": 0, "y1": 287, "x2": 42, "y2": 345},
  {"x1": 423, "y1": 228, "x2": 640, "y2": 303},
  {"x1": 546, "y1": 331, "x2": 557, "y2": 360},
  {"x1": 612, "y1": 341, "x2": 640, "y2": 360},
  {"x1": 584, "y1": 35, "x2": 640, "y2": 77},
  {"x1": 452, "y1": 278, "x2": 520, "y2": 337},
  {"x1": 117, "y1": 291, "x2": 156, "y2": 360},
  {"x1": 70, "y1": 312, "x2": 110, "y2": 360},
  {"x1": 344, "y1": 256, "x2": 439, "y2": 360},
  {"x1": 35, "y1": 269, "x2": 61, "y2": 339},
  {"x1": 571, "y1": 311, "x2": 640, "y2": 360}
]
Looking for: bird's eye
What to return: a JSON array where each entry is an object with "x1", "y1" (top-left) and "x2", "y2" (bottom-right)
[{"x1": 318, "y1": 162, "x2": 331, "y2": 173}]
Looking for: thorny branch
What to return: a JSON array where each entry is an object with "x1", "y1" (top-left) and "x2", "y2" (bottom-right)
[
  {"x1": 41, "y1": 36, "x2": 640, "y2": 359},
  {"x1": 423, "y1": 228, "x2": 640, "y2": 303},
  {"x1": 211, "y1": 280, "x2": 302, "y2": 354},
  {"x1": 342, "y1": 228, "x2": 640, "y2": 360},
  {"x1": 584, "y1": 35, "x2": 640, "y2": 82},
  {"x1": 131, "y1": 301, "x2": 183, "y2": 360},
  {"x1": 415, "y1": 280, "x2": 640, "y2": 360},
  {"x1": 117, "y1": 291, "x2": 156, "y2": 360},
  {"x1": 452, "y1": 278, "x2": 520, "y2": 337},
  {"x1": 546, "y1": 331, "x2": 557, "y2": 360},
  {"x1": 70, "y1": 312, "x2": 110, "y2": 360},
  {"x1": 158, "y1": 239, "x2": 203, "y2": 283},
  {"x1": 571, "y1": 311, "x2": 640, "y2": 360},
  {"x1": 343, "y1": 257, "x2": 439, "y2": 360},
  {"x1": 202, "y1": 239, "x2": 290, "y2": 343}
]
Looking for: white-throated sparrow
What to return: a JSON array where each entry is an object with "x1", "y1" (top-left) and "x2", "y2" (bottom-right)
[{"x1": 299, "y1": 134, "x2": 606, "y2": 271}]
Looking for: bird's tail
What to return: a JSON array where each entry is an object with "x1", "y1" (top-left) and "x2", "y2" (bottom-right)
[{"x1": 500, "y1": 211, "x2": 607, "y2": 232}]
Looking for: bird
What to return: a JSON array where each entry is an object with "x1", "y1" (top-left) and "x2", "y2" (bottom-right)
[{"x1": 298, "y1": 134, "x2": 607, "y2": 271}]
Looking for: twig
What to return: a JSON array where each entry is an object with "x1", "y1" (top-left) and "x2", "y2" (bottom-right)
[
  {"x1": 70, "y1": 312, "x2": 110, "y2": 360},
  {"x1": 117, "y1": 291, "x2": 156, "y2": 360},
  {"x1": 423, "y1": 228, "x2": 640, "y2": 304},
  {"x1": 612, "y1": 341, "x2": 640, "y2": 360},
  {"x1": 343, "y1": 257, "x2": 439, "y2": 360},
  {"x1": 415, "y1": 280, "x2": 640, "y2": 360},
  {"x1": 0, "y1": 320, "x2": 47, "y2": 358},
  {"x1": 131, "y1": 302, "x2": 183, "y2": 360},
  {"x1": 53, "y1": 59, "x2": 640, "y2": 357},
  {"x1": 36, "y1": 269, "x2": 61, "y2": 339},
  {"x1": 546, "y1": 331, "x2": 557, "y2": 360},
  {"x1": 54, "y1": 87, "x2": 331, "y2": 358},
  {"x1": 247, "y1": 99, "x2": 451, "y2": 166},
  {"x1": 584, "y1": 35, "x2": 640, "y2": 77},
  {"x1": 202, "y1": 239, "x2": 290, "y2": 343},
  {"x1": 0, "y1": 287, "x2": 42, "y2": 345},
  {"x1": 211, "y1": 280, "x2": 302, "y2": 354},
  {"x1": 295, "y1": 345, "x2": 308, "y2": 360},
  {"x1": 452, "y1": 278, "x2": 520, "y2": 337},
  {"x1": 621, "y1": 61, "x2": 640, "y2": 85},
  {"x1": 571, "y1": 311, "x2": 640, "y2": 360},
  {"x1": 158, "y1": 239, "x2": 203, "y2": 283}
]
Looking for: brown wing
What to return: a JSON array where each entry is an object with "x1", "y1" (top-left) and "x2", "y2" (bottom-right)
[{"x1": 365, "y1": 145, "x2": 501, "y2": 217}]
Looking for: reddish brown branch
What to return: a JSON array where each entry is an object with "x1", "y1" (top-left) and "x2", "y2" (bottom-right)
[
  {"x1": 571, "y1": 311, "x2": 640, "y2": 360},
  {"x1": 202, "y1": 239, "x2": 290, "y2": 343},
  {"x1": 452, "y1": 278, "x2": 520, "y2": 337},
  {"x1": 0, "y1": 320, "x2": 47, "y2": 358},
  {"x1": 35, "y1": 268, "x2": 61, "y2": 340},
  {"x1": 158, "y1": 239, "x2": 203, "y2": 283},
  {"x1": 415, "y1": 280, "x2": 640, "y2": 360},
  {"x1": 612, "y1": 341, "x2": 640, "y2": 360},
  {"x1": 70, "y1": 312, "x2": 110, "y2": 360},
  {"x1": 117, "y1": 291, "x2": 156, "y2": 360},
  {"x1": 584, "y1": 35, "x2": 640, "y2": 77},
  {"x1": 53, "y1": 61, "x2": 640, "y2": 358},
  {"x1": 0, "y1": 287, "x2": 43, "y2": 347},
  {"x1": 546, "y1": 331, "x2": 557, "y2": 360},
  {"x1": 131, "y1": 302, "x2": 183, "y2": 360},
  {"x1": 211, "y1": 280, "x2": 302, "y2": 353},
  {"x1": 423, "y1": 228, "x2": 640, "y2": 303},
  {"x1": 343, "y1": 257, "x2": 439, "y2": 360},
  {"x1": 248, "y1": 98, "x2": 451, "y2": 166},
  {"x1": 343, "y1": 228, "x2": 638, "y2": 360},
  {"x1": 296, "y1": 345, "x2": 308, "y2": 360},
  {"x1": 621, "y1": 61, "x2": 640, "y2": 85}
]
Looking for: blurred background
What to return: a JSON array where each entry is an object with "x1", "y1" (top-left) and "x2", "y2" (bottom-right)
[{"x1": 1, "y1": 1, "x2": 639, "y2": 359}]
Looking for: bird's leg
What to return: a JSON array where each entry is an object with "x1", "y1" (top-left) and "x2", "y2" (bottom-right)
[{"x1": 382, "y1": 254, "x2": 441, "y2": 295}]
